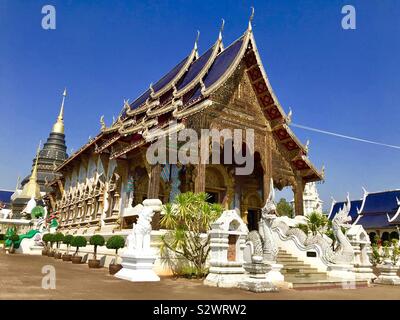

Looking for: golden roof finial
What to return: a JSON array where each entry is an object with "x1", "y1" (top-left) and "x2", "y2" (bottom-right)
[
  {"x1": 219, "y1": 19, "x2": 225, "y2": 41},
  {"x1": 100, "y1": 115, "x2": 106, "y2": 131},
  {"x1": 20, "y1": 141, "x2": 42, "y2": 199},
  {"x1": 52, "y1": 88, "x2": 67, "y2": 134},
  {"x1": 194, "y1": 30, "x2": 200, "y2": 51},
  {"x1": 248, "y1": 7, "x2": 255, "y2": 31}
]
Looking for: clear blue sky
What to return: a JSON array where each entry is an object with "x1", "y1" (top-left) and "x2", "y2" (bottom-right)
[{"x1": 1, "y1": 0, "x2": 399, "y2": 210}]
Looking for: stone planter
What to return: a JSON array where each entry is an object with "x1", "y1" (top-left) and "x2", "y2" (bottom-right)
[
  {"x1": 62, "y1": 254, "x2": 72, "y2": 261},
  {"x1": 71, "y1": 256, "x2": 83, "y2": 264},
  {"x1": 109, "y1": 264, "x2": 123, "y2": 275},
  {"x1": 88, "y1": 259, "x2": 101, "y2": 269},
  {"x1": 54, "y1": 252, "x2": 62, "y2": 259}
]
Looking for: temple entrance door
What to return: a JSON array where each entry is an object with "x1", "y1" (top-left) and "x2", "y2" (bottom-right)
[{"x1": 247, "y1": 208, "x2": 260, "y2": 231}]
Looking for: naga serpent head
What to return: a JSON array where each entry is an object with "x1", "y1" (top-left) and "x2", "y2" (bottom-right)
[{"x1": 261, "y1": 179, "x2": 277, "y2": 218}]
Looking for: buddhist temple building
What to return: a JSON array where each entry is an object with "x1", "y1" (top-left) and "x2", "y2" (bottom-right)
[
  {"x1": 47, "y1": 18, "x2": 324, "y2": 235},
  {"x1": 12, "y1": 90, "x2": 68, "y2": 217},
  {"x1": 329, "y1": 189, "x2": 400, "y2": 242}
]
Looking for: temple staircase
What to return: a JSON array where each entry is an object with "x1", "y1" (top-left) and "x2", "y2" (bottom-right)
[{"x1": 277, "y1": 249, "x2": 368, "y2": 290}]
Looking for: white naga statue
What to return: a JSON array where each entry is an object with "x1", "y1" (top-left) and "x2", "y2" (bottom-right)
[
  {"x1": 247, "y1": 179, "x2": 279, "y2": 263},
  {"x1": 126, "y1": 207, "x2": 155, "y2": 252}
]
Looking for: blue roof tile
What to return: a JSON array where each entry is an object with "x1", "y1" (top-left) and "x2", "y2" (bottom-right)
[
  {"x1": 356, "y1": 214, "x2": 391, "y2": 229},
  {"x1": 361, "y1": 190, "x2": 400, "y2": 215},
  {"x1": 203, "y1": 37, "x2": 243, "y2": 89},
  {"x1": 0, "y1": 190, "x2": 13, "y2": 204},
  {"x1": 153, "y1": 56, "x2": 189, "y2": 93},
  {"x1": 329, "y1": 199, "x2": 362, "y2": 222},
  {"x1": 177, "y1": 46, "x2": 214, "y2": 90}
]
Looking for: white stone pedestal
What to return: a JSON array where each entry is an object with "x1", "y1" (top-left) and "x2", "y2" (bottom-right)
[
  {"x1": 28, "y1": 245, "x2": 44, "y2": 255},
  {"x1": 265, "y1": 263, "x2": 284, "y2": 283},
  {"x1": 327, "y1": 264, "x2": 355, "y2": 280},
  {"x1": 238, "y1": 263, "x2": 278, "y2": 293},
  {"x1": 115, "y1": 252, "x2": 160, "y2": 282},
  {"x1": 354, "y1": 266, "x2": 377, "y2": 281},
  {"x1": 375, "y1": 264, "x2": 400, "y2": 285}
]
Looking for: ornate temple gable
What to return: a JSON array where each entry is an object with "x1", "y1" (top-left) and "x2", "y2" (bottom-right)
[{"x1": 208, "y1": 62, "x2": 268, "y2": 132}]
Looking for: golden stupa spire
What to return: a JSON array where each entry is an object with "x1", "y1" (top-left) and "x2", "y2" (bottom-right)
[
  {"x1": 20, "y1": 141, "x2": 42, "y2": 199},
  {"x1": 52, "y1": 88, "x2": 67, "y2": 134}
]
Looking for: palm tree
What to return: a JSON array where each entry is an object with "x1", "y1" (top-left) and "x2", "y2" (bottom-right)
[{"x1": 160, "y1": 192, "x2": 222, "y2": 278}]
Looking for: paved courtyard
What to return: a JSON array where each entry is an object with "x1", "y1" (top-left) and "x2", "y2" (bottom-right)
[{"x1": 1, "y1": 253, "x2": 400, "y2": 299}]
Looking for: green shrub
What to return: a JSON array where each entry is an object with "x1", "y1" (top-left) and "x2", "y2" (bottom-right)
[
  {"x1": 63, "y1": 234, "x2": 73, "y2": 245},
  {"x1": 0, "y1": 234, "x2": 5, "y2": 241},
  {"x1": 106, "y1": 235, "x2": 125, "y2": 264},
  {"x1": 42, "y1": 233, "x2": 52, "y2": 249},
  {"x1": 62, "y1": 234, "x2": 74, "y2": 254},
  {"x1": 160, "y1": 192, "x2": 222, "y2": 279},
  {"x1": 9, "y1": 234, "x2": 19, "y2": 242},
  {"x1": 31, "y1": 206, "x2": 45, "y2": 219},
  {"x1": 89, "y1": 235, "x2": 105, "y2": 260},
  {"x1": 54, "y1": 233, "x2": 64, "y2": 249},
  {"x1": 71, "y1": 236, "x2": 87, "y2": 256}
]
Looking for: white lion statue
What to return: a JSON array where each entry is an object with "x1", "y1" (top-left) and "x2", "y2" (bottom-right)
[{"x1": 126, "y1": 206, "x2": 155, "y2": 252}]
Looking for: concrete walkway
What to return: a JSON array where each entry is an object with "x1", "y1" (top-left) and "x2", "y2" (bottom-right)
[{"x1": 1, "y1": 253, "x2": 400, "y2": 299}]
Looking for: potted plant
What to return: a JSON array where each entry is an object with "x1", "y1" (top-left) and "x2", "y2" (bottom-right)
[
  {"x1": 62, "y1": 235, "x2": 74, "y2": 261},
  {"x1": 53, "y1": 232, "x2": 64, "y2": 259},
  {"x1": 71, "y1": 236, "x2": 87, "y2": 264},
  {"x1": 88, "y1": 235, "x2": 105, "y2": 268},
  {"x1": 8, "y1": 234, "x2": 19, "y2": 254},
  {"x1": 106, "y1": 235, "x2": 125, "y2": 275},
  {"x1": 41, "y1": 233, "x2": 51, "y2": 255},
  {"x1": 47, "y1": 234, "x2": 56, "y2": 257}
]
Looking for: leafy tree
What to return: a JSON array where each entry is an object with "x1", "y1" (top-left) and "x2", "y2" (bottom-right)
[
  {"x1": 106, "y1": 235, "x2": 125, "y2": 264},
  {"x1": 90, "y1": 235, "x2": 105, "y2": 260},
  {"x1": 54, "y1": 233, "x2": 64, "y2": 252},
  {"x1": 42, "y1": 233, "x2": 52, "y2": 249},
  {"x1": 31, "y1": 206, "x2": 45, "y2": 219},
  {"x1": 276, "y1": 198, "x2": 294, "y2": 218},
  {"x1": 71, "y1": 236, "x2": 87, "y2": 256},
  {"x1": 160, "y1": 192, "x2": 222, "y2": 278},
  {"x1": 63, "y1": 234, "x2": 74, "y2": 255}
]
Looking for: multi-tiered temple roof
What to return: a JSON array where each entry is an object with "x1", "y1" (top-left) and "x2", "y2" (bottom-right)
[
  {"x1": 57, "y1": 19, "x2": 323, "y2": 187},
  {"x1": 21, "y1": 90, "x2": 68, "y2": 193}
]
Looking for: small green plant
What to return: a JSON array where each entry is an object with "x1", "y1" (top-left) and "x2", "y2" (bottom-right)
[
  {"x1": 160, "y1": 192, "x2": 222, "y2": 278},
  {"x1": 371, "y1": 244, "x2": 382, "y2": 266},
  {"x1": 71, "y1": 236, "x2": 87, "y2": 256},
  {"x1": 42, "y1": 233, "x2": 52, "y2": 250},
  {"x1": 9, "y1": 234, "x2": 19, "y2": 253},
  {"x1": 54, "y1": 233, "x2": 64, "y2": 252},
  {"x1": 106, "y1": 235, "x2": 125, "y2": 264},
  {"x1": 31, "y1": 206, "x2": 45, "y2": 219},
  {"x1": 63, "y1": 235, "x2": 74, "y2": 255},
  {"x1": 89, "y1": 235, "x2": 105, "y2": 260},
  {"x1": 391, "y1": 239, "x2": 400, "y2": 265},
  {"x1": 49, "y1": 234, "x2": 56, "y2": 250},
  {"x1": 305, "y1": 211, "x2": 329, "y2": 236}
]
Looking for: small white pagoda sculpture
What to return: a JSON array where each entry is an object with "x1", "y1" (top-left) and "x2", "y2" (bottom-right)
[
  {"x1": 204, "y1": 209, "x2": 248, "y2": 288},
  {"x1": 115, "y1": 199, "x2": 162, "y2": 282}
]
